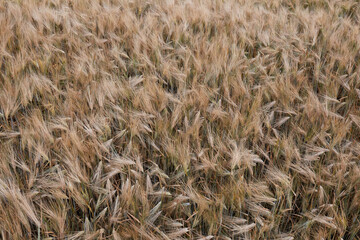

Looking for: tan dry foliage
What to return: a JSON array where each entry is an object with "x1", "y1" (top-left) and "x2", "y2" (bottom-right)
[{"x1": 0, "y1": 0, "x2": 360, "y2": 239}]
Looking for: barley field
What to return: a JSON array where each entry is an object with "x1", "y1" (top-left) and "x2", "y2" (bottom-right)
[{"x1": 0, "y1": 0, "x2": 360, "y2": 239}]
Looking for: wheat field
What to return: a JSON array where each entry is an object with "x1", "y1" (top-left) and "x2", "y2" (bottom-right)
[{"x1": 0, "y1": 0, "x2": 360, "y2": 239}]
